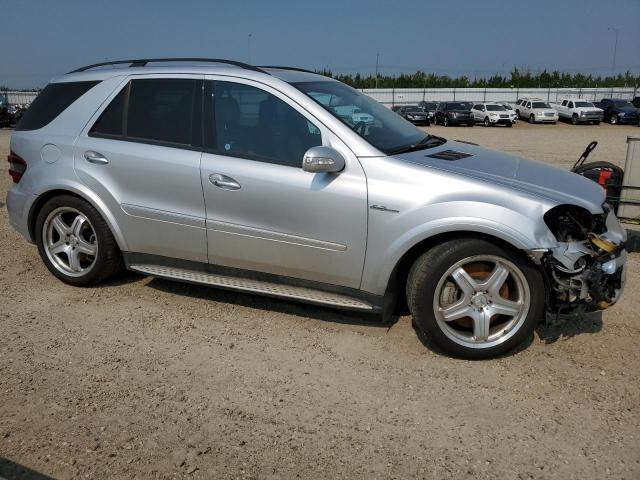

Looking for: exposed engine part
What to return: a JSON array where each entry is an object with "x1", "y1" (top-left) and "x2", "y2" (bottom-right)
[{"x1": 541, "y1": 205, "x2": 625, "y2": 313}]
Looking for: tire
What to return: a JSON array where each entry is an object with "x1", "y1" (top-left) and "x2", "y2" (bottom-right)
[
  {"x1": 610, "y1": 114, "x2": 618, "y2": 125},
  {"x1": 468, "y1": 122, "x2": 474, "y2": 127},
  {"x1": 529, "y1": 114, "x2": 535, "y2": 124},
  {"x1": 506, "y1": 122, "x2": 513, "y2": 127},
  {"x1": 484, "y1": 117, "x2": 490, "y2": 127},
  {"x1": 571, "y1": 114, "x2": 579, "y2": 125},
  {"x1": 406, "y1": 238, "x2": 544, "y2": 359},
  {"x1": 444, "y1": 116, "x2": 450, "y2": 127},
  {"x1": 594, "y1": 121, "x2": 600, "y2": 125},
  {"x1": 35, "y1": 195, "x2": 123, "y2": 287},
  {"x1": 515, "y1": 109, "x2": 520, "y2": 118}
]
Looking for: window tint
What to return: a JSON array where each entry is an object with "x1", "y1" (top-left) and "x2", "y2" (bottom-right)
[
  {"x1": 127, "y1": 79, "x2": 197, "y2": 145},
  {"x1": 90, "y1": 78, "x2": 199, "y2": 146},
  {"x1": 206, "y1": 81, "x2": 321, "y2": 168},
  {"x1": 90, "y1": 86, "x2": 127, "y2": 137},
  {"x1": 568, "y1": 101, "x2": 574, "y2": 108},
  {"x1": 17, "y1": 81, "x2": 99, "y2": 131}
]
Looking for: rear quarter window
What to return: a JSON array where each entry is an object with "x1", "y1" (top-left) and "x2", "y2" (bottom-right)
[{"x1": 16, "y1": 81, "x2": 100, "y2": 131}]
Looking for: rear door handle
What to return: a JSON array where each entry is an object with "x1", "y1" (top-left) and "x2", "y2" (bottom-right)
[
  {"x1": 84, "y1": 151, "x2": 109, "y2": 165},
  {"x1": 209, "y1": 173, "x2": 241, "y2": 190}
]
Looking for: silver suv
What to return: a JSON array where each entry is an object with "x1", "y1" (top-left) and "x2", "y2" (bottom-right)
[{"x1": 6, "y1": 59, "x2": 627, "y2": 359}]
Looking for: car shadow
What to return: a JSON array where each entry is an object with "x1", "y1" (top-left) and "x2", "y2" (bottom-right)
[
  {"x1": 0, "y1": 457, "x2": 54, "y2": 480},
  {"x1": 146, "y1": 277, "x2": 393, "y2": 329},
  {"x1": 536, "y1": 311, "x2": 603, "y2": 344}
]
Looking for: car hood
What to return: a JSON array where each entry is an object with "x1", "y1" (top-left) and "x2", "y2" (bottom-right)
[
  {"x1": 393, "y1": 141, "x2": 605, "y2": 212},
  {"x1": 616, "y1": 106, "x2": 638, "y2": 114}
]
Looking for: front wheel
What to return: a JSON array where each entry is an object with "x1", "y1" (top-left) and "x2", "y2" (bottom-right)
[
  {"x1": 571, "y1": 115, "x2": 579, "y2": 125},
  {"x1": 610, "y1": 114, "x2": 618, "y2": 125},
  {"x1": 529, "y1": 114, "x2": 535, "y2": 124},
  {"x1": 35, "y1": 195, "x2": 123, "y2": 286},
  {"x1": 406, "y1": 238, "x2": 544, "y2": 359},
  {"x1": 444, "y1": 116, "x2": 450, "y2": 127},
  {"x1": 484, "y1": 117, "x2": 490, "y2": 127}
]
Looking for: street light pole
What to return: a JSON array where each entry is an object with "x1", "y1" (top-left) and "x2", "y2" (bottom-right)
[
  {"x1": 607, "y1": 27, "x2": 619, "y2": 76},
  {"x1": 375, "y1": 53, "x2": 379, "y2": 89}
]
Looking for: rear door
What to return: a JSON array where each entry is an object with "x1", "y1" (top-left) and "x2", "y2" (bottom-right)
[
  {"x1": 74, "y1": 75, "x2": 208, "y2": 262},
  {"x1": 199, "y1": 77, "x2": 368, "y2": 288}
]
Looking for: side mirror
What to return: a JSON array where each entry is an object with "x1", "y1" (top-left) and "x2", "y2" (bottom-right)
[{"x1": 302, "y1": 146, "x2": 345, "y2": 173}]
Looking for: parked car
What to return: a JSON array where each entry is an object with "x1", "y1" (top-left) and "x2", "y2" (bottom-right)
[
  {"x1": 596, "y1": 98, "x2": 639, "y2": 125},
  {"x1": 470, "y1": 103, "x2": 514, "y2": 127},
  {"x1": 631, "y1": 97, "x2": 640, "y2": 109},
  {"x1": 333, "y1": 105, "x2": 375, "y2": 125},
  {"x1": 391, "y1": 105, "x2": 430, "y2": 125},
  {"x1": 433, "y1": 101, "x2": 475, "y2": 126},
  {"x1": 417, "y1": 101, "x2": 438, "y2": 122},
  {"x1": 6, "y1": 58, "x2": 627, "y2": 359},
  {"x1": 514, "y1": 98, "x2": 558, "y2": 124},
  {"x1": 555, "y1": 99, "x2": 603, "y2": 125},
  {"x1": 0, "y1": 103, "x2": 10, "y2": 128}
]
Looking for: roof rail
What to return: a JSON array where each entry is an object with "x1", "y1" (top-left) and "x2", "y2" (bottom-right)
[
  {"x1": 258, "y1": 66, "x2": 317, "y2": 74},
  {"x1": 68, "y1": 58, "x2": 270, "y2": 74}
]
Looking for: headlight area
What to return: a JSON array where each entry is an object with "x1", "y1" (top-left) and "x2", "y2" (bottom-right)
[{"x1": 540, "y1": 204, "x2": 626, "y2": 313}]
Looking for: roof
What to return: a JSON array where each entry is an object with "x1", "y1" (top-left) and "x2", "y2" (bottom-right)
[{"x1": 56, "y1": 59, "x2": 329, "y2": 85}]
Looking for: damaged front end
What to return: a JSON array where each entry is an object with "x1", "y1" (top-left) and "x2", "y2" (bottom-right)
[{"x1": 538, "y1": 204, "x2": 627, "y2": 313}]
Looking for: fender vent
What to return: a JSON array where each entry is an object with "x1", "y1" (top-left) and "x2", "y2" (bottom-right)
[{"x1": 426, "y1": 150, "x2": 473, "y2": 161}]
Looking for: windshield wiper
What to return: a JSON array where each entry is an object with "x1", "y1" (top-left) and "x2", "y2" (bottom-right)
[{"x1": 387, "y1": 135, "x2": 447, "y2": 155}]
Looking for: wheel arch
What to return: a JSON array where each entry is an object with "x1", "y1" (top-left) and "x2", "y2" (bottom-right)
[
  {"x1": 384, "y1": 230, "x2": 537, "y2": 316},
  {"x1": 28, "y1": 186, "x2": 128, "y2": 251}
]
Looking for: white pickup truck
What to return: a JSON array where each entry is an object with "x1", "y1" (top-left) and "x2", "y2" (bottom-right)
[{"x1": 555, "y1": 99, "x2": 603, "y2": 125}]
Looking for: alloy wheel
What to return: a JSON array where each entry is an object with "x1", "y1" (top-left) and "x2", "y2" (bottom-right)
[
  {"x1": 43, "y1": 207, "x2": 98, "y2": 277},
  {"x1": 432, "y1": 255, "x2": 530, "y2": 349}
]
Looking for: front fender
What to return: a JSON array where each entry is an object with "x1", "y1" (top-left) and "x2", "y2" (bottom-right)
[{"x1": 360, "y1": 201, "x2": 558, "y2": 295}]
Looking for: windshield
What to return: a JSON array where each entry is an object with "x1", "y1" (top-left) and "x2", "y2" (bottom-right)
[
  {"x1": 532, "y1": 102, "x2": 551, "y2": 109},
  {"x1": 486, "y1": 105, "x2": 506, "y2": 111},
  {"x1": 405, "y1": 106, "x2": 422, "y2": 112},
  {"x1": 292, "y1": 80, "x2": 427, "y2": 154},
  {"x1": 448, "y1": 102, "x2": 472, "y2": 110},
  {"x1": 613, "y1": 100, "x2": 633, "y2": 107},
  {"x1": 421, "y1": 102, "x2": 437, "y2": 109},
  {"x1": 574, "y1": 101, "x2": 593, "y2": 107}
]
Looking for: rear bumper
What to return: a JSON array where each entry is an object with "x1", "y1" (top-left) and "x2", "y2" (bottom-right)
[{"x1": 6, "y1": 186, "x2": 35, "y2": 243}]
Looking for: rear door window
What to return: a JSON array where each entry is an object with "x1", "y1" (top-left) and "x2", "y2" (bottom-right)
[
  {"x1": 90, "y1": 78, "x2": 201, "y2": 147},
  {"x1": 16, "y1": 81, "x2": 100, "y2": 131}
]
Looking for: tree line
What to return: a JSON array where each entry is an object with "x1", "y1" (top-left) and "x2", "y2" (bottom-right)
[{"x1": 317, "y1": 68, "x2": 640, "y2": 89}]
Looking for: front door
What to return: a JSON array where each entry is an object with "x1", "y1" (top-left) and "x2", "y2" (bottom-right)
[{"x1": 199, "y1": 78, "x2": 368, "y2": 288}]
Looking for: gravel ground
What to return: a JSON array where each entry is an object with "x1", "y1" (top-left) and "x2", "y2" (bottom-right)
[{"x1": 1, "y1": 123, "x2": 639, "y2": 480}]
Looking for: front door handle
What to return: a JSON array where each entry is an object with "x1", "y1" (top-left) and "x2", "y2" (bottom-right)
[
  {"x1": 84, "y1": 151, "x2": 109, "y2": 165},
  {"x1": 209, "y1": 173, "x2": 241, "y2": 190}
]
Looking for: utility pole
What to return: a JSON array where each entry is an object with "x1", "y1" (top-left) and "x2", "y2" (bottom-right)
[
  {"x1": 607, "y1": 27, "x2": 619, "y2": 76},
  {"x1": 375, "y1": 53, "x2": 379, "y2": 89},
  {"x1": 247, "y1": 34, "x2": 252, "y2": 64}
]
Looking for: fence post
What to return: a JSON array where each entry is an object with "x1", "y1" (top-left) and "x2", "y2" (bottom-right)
[
  {"x1": 422, "y1": 87, "x2": 426, "y2": 102},
  {"x1": 453, "y1": 88, "x2": 456, "y2": 101},
  {"x1": 392, "y1": 87, "x2": 395, "y2": 108},
  {"x1": 483, "y1": 87, "x2": 486, "y2": 102},
  {"x1": 547, "y1": 87, "x2": 550, "y2": 103}
]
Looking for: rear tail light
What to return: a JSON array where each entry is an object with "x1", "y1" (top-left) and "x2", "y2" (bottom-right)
[{"x1": 8, "y1": 151, "x2": 27, "y2": 183}]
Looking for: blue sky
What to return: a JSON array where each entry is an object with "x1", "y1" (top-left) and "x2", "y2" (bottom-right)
[{"x1": 1, "y1": 0, "x2": 639, "y2": 88}]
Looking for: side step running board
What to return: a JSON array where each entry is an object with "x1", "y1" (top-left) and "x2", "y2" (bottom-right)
[{"x1": 129, "y1": 264, "x2": 375, "y2": 312}]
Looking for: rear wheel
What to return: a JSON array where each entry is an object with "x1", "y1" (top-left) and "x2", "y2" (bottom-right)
[
  {"x1": 529, "y1": 114, "x2": 535, "y2": 124},
  {"x1": 406, "y1": 238, "x2": 544, "y2": 359},
  {"x1": 35, "y1": 195, "x2": 123, "y2": 286}
]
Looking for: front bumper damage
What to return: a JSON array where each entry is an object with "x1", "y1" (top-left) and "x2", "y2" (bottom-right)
[{"x1": 534, "y1": 206, "x2": 627, "y2": 314}]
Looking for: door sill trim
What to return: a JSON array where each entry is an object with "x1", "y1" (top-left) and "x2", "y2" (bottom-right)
[{"x1": 123, "y1": 253, "x2": 381, "y2": 313}]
